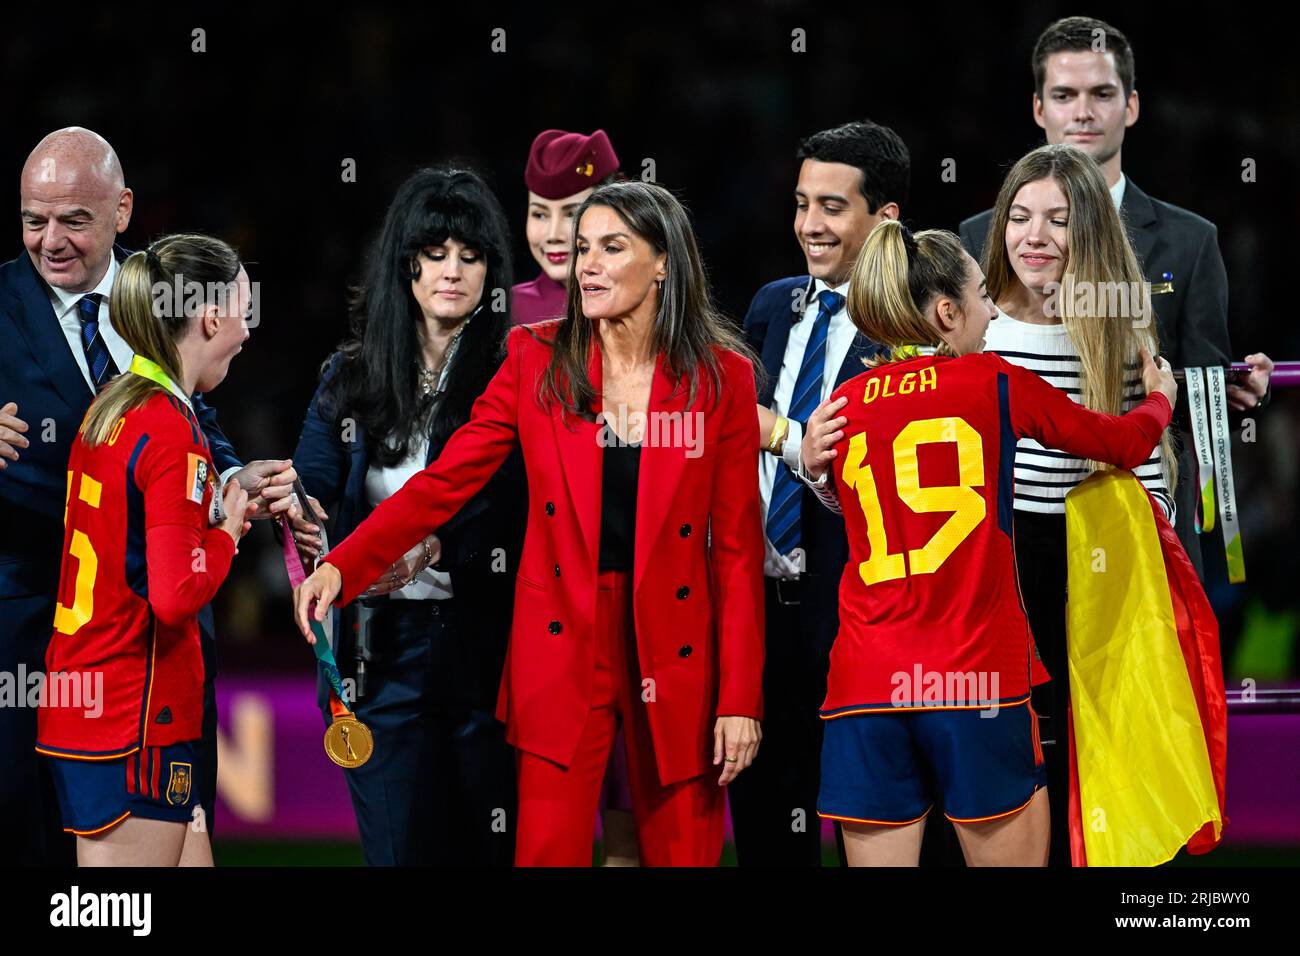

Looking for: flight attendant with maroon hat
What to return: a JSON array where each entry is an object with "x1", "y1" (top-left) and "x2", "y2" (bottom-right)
[
  {"x1": 512, "y1": 128, "x2": 621, "y2": 326},
  {"x1": 515, "y1": 129, "x2": 636, "y2": 863}
]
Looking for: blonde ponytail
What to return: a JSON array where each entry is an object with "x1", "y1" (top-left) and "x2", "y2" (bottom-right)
[
  {"x1": 847, "y1": 220, "x2": 969, "y2": 363},
  {"x1": 81, "y1": 233, "x2": 241, "y2": 446}
]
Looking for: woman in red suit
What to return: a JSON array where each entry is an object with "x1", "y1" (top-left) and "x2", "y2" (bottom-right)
[{"x1": 295, "y1": 180, "x2": 765, "y2": 866}]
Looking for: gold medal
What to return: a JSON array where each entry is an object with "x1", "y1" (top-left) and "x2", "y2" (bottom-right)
[{"x1": 323, "y1": 715, "x2": 374, "y2": 768}]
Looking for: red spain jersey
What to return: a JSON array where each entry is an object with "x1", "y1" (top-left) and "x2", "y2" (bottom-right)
[
  {"x1": 821, "y1": 351, "x2": 1172, "y2": 718},
  {"x1": 37, "y1": 391, "x2": 237, "y2": 759}
]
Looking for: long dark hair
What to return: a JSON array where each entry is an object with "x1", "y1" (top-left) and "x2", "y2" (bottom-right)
[
  {"x1": 532, "y1": 180, "x2": 754, "y2": 422},
  {"x1": 320, "y1": 165, "x2": 513, "y2": 465}
]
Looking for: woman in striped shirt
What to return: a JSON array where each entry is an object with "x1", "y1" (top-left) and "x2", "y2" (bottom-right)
[
  {"x1": 982, "y1": 319, "x2": 1172, "y2": 518},
  {"x1": 975, "y1": 143, "x2": 1176, "y2": 865}
]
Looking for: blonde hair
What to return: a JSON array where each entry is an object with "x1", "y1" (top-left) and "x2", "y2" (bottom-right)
[
  {"x1": 81, "y1": 233, "x2": 241, "y2": 446},
  {"x1": 847, "y1": 219, "x2": 969, "y2": 364},
  {"x1": 983, "y1": 144, "x2": 1175, "y2": 485}
]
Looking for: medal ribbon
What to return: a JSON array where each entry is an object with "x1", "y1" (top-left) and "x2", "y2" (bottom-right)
[
  {"x1": 1184, "y1": 367, "x2": 1217, "y2": 533},
  {"x1": 127, "y1": 354, "x2": 193, "y2": 407},
  {"x1": 280, "y1": 482, "x2": 352, "y2": 720},
  {"x1": 1205, "y1": 368, "x2": 1246, "y2": 583}
]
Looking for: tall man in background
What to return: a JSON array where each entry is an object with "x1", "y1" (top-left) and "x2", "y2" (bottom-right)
[
  {"x1": 960, "y1": 15, "x2": 1272, "y2": 580},
  {"x1": 732, "y1": 120, "x2": 906, "y2": 865}
]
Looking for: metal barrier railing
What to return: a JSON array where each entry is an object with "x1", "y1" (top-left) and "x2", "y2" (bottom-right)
[{"x1": 1225, "y1": 688, "x2": 1300, "y2": 714}]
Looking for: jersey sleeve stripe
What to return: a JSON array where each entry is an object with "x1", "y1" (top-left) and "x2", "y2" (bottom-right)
[
  {"x1": 125, "y1": 434, "x2": 151, "y2": 600},
  {"x1": 997, "y1": 371, "x2": 1015, "y2": 536},
  {"x1": 137, "y1": 614, "x2": 158, "y2": 748}
]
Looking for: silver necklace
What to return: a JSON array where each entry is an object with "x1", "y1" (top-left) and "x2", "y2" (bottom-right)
[{"x1": 417, "y1": 322, "x2": 468, "y2": 398}]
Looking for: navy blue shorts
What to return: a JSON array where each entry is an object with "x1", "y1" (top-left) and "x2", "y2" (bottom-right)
[
  {"x1": 46, "y1": 741, "x2": 200, "y2": 836},
  {"x1": 818, "y1": 704, "x2": 1045, "y2": 825}
]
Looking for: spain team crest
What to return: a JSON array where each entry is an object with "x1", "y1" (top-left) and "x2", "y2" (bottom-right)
[{"x1": 166, "y1": 761, "x2": 194, "y2": 806}]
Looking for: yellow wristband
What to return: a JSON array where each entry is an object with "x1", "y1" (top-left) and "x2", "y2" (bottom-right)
[{"x1": 766, "y1": 416, "x2": 789, "y2": 454}]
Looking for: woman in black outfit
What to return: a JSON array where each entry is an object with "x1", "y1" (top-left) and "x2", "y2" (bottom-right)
[{"x1": 290, "y1": 166, "x2": 525, "y2": 865}]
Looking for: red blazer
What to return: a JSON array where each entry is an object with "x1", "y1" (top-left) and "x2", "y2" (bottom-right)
[{"x1": 326, "y1": 322, "x2": 765, "y2": 785}]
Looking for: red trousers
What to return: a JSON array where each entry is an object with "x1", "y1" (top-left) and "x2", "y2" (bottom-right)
[{"x1": 514, "y1": 570, "x2": 725, "y2": 866}]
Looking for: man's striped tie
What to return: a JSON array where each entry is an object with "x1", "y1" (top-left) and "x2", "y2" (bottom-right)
[
  {"x1": 77, "y1": 294, "x2": 120, "y2": 390},
  {"x1": 765, "y1": 288, "x2": 845, "y2": 556}
]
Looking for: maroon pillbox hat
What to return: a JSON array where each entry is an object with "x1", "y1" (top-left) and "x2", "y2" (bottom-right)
[{"x1": 524, "y1": 128, "x2": 620, "y2": 200}]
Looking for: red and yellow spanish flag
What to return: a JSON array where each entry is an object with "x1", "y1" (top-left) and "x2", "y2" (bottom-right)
[{"x1": 1063, "y1": 471, "x2": 1227, "y2": 866}]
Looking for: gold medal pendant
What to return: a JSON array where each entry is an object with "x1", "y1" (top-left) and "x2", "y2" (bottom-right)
[{"x1": 323, "y1": 715, "x2": 374, "y2": 768}]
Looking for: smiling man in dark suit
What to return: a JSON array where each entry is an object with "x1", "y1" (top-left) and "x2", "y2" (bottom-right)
[
  {"x1": 730, "y1": 120, "x2": 905, "y2": 866},
  {"x1": 0, "y1": 127, "x2": 298, "y2": 865},
  {"x1": 959, "y1": 16, "x2": 1272, "y2": 580}
]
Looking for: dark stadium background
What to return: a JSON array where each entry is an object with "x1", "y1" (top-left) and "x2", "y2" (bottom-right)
[{"x1": 6, "y1": 2, "x2": 1297, "y2": 864}]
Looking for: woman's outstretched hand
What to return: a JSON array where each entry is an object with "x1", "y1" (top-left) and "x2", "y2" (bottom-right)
[{"x1": 293, "y1": 562, "x2": 342, "y2": 643}]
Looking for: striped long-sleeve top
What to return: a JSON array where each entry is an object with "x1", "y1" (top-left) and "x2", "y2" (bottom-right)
[{"x1": 982, "y1": 311, "x2": 1174, "y2": 520}]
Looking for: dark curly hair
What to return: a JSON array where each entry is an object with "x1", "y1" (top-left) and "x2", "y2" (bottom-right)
[
  {"x1": 319, "y1": 165, "x2": 513, "y2": 466},
  {"x1": 795, "y1": 119, "x2": 911, "y2": 213}
]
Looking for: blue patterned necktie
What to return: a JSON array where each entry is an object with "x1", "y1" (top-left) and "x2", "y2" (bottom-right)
[
  {"x1": 766, "y1": 288, "x2": 845, "y2": 556},
  {"x1": 77, "y1": 294, "x2": 120, "y2": 390}
]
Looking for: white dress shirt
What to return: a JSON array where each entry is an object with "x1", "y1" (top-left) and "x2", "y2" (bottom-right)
[
  {"x1": 759, "y1": 278, "x2": 857, "y2": 579},
  {"x1": 1110, "y1": 172, "x2": 1127, "y2": 211}
]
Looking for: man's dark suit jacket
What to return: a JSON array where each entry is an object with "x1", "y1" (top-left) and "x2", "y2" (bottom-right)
[
  {"x1": 0, "y1": 246, "x2": 241, "y2": 597},
  {"x1": 959, "y1": 178, "x2": 1232, "y2": 578},
  {"x1": 743, "y1": 276, "x2": 878, "y2": 658}
]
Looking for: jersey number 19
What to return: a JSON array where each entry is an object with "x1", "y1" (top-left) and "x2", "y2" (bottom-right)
[{"x1": 841, "y1": 416, "x2": 986, "y2": 586}]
